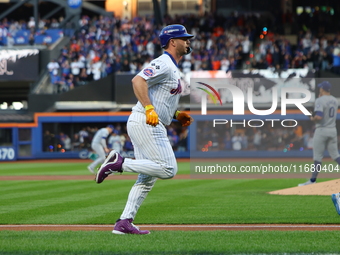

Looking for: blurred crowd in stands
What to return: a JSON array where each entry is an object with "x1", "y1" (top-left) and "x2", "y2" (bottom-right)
[
  {"x1": 42, "y1": 122, "x2": 188, "y2": 153},
  {"x1": 1, "y1": 10, "x2": 340, "y2": 93},
  {"x1": 41, "y1": 10, "x2": 340, "y2": 93}
]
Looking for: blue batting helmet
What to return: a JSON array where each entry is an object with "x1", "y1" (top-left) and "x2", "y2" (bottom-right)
[{"x1": 159, "y1": 24, "x2": 194, "y2": 48}]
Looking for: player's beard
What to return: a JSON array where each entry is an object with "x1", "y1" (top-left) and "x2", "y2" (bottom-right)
[{"x1": 177, "y1": 46, "x2": 187, "y2": 57}]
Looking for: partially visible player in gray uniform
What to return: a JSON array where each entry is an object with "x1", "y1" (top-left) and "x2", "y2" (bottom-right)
[
  {"x1": 87, "y1": 125, "x2": 114, "y2": 174},
  {"x1": 108, "y1": 130, "x2": 122, "y2": 153},
  {"x1": 299, "y1": 81, "x2": 340, "y2": 186},
  {"x1": 94, "y1": 24, "x2": 194, "y2": 234},
  {"x1": 332, "y1": 191, "x2": 340, "y2": 215}
]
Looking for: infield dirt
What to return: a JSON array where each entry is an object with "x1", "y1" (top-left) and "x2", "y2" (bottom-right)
[{"x1": 268, "y1": 178, "x2": 340, "y2": 195}]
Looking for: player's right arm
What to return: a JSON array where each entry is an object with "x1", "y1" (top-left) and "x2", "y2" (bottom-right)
[
  {"x1": 133, "y1": 58, "x2": 169, "y2": 126},
  {"x1": 132, "y1": 75, "x2": 159, "y2": 126},
  {"x1": 310, "y1": 115, "x2": 322, "y2": 122},
  {"x1": 131, "y1": 75, "x2": 152, "y2": 107},
  {"x1": 311, "y1": 98, "x2": 323, "y2": 122}
]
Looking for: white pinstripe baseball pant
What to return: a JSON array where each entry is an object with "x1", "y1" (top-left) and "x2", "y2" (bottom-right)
[{"x1": 120, "y1": 111, "x2": 177, "y2": 219}]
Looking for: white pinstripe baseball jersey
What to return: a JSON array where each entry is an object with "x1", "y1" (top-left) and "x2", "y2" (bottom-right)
[
  {"x1": 314, "y1": 95, "x2": 338, "y2": 128},
  {"x1": 133, "y1": 52, "x2": 181, "y2": 126}
]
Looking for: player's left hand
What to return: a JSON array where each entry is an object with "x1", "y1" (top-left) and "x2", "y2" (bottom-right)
[{"x1": 176, "y1": 111, "x2": 194, "y2": 127}]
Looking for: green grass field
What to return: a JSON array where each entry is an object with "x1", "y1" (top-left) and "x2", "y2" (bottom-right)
[{"x1": 1, "y1": 160, "x2": 340, "y2": 254}]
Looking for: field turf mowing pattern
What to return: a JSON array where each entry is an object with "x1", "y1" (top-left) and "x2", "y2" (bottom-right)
[{"x1": 1, "y1": 160, "x2": 340, "y2": 254}]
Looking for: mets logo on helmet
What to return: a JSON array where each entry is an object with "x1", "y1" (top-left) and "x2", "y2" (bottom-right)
[
  {"x1": 143, "y1": 67, "x2": 155, "y2": 77},
  {"x1": 170, "y1": 80, "x2": 182, "y2": 95}
]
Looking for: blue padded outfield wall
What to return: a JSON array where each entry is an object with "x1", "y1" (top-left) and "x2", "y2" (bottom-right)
[
  {"x1": 0, "y1": 112, "x2": 133, "y2": 161},
  {"x1": 0, "y1": 111, "x2": 337, "y2": 161}
]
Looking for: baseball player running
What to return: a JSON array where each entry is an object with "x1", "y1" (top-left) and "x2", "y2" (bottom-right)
[
  {"x1": 87, "y1": 125, "x2": 114, "y2": 174},
  {"x1": 298, "y1": 81, "x2": 340, "y2": 186},
  {"x1": 95, "y1": 24, "x2": 194, "y2": 234}
]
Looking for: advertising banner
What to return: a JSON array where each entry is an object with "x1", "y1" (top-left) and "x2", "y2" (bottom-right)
[{"x1": 0, "y1": 49, "x2": 39, "y2": 81}]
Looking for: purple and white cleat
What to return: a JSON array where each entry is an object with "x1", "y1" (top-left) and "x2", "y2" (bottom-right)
[
  {"x1": 95, "y1": 150, "x2": 124, "y2": 184},
  {"x1": 112, "y1": 219, "x2": 150, "y2": 235}
]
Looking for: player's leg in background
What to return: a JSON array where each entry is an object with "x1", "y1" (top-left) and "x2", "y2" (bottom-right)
[
  {"x1": 325, "y1": 128, "x2": 340, "y2": 215},
  {"x1": 311, "y1": 129, "x2": 327, "y2": 182},
  {"x1": 123, "y1": 112, "x2": 177, "y2": 179},
  {"x1": 327, "y1": 128, "x2": 340, "y2": 165},
  {"x1": 88, "y1": 144, "x2": 106, "y2": 172},
  {"x1": 299, "y1": 129, "x2": 325, "y2": 186}
]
